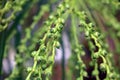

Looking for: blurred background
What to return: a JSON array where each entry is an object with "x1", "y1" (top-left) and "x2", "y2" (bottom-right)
[{"x1": 0, "y1": 0, "x2": 120, "y2": 80}]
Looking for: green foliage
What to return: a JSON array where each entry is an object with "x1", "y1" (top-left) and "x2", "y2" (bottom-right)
[{"x1": 0, "y1": 0, "x2": 120, "y2": 80}]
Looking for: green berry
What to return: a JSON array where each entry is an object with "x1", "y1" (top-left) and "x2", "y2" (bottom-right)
[
  {"x1": 40, "y1": 45, "x2": 46, "y2": 52},
  {"x1": 92, "y1": 53, "x2": 99, "y2": 59},
  {"x1": 100, "y1": 63, "x2": 106, "y2": 72},
  {"x1": 75, "y1": 65, "x2": 79, "y2": 70},
  {"x1": 83, "y1": 71, "x2": 88, "y2": 77},
  {"x1": 31, "y1": 51, "x2": 37, "y2": 56},
  {"x1": 27, "y1": 67, "x2": 32, "y2": 72},
  {"x1": 48, "y1": 15, "x2": 54, "y2": 20},
  {"x1": 50, "y1": 28, "x2": 56, "y2": 33},
  {"x1": 47, "y1": 33, "x2": 52, "y2": 38},
  {"x1": 92, "y1": 70, "x2": 99, "y2": 76},
  {"x1": 56, "y1": 41, "x2": 60, "y2": 48},
  {"x1": 74, "y1": 48, "x2": 79, "y2": 53}
]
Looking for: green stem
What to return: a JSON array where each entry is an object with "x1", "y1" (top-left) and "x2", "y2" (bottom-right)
[
  {"x1": 61, "y1": 38, "x2": 65, "y2": 80},
  {"x1": 95, "y1": 63, "x2": 99, "y2": 80},
  {"x1": 0, "y1": 30, "x2": 6, "y2": 75}
]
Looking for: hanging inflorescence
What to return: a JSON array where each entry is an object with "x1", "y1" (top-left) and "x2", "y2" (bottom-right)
[
  {"x1": 0, "y1": 0, "x2": 28, "y2": 31},
  {"x1": 26, "y1": 1, "x2": 70, "y2": 80},
  {"x1": 73, "y1": 9, "x2": 120, "y2": 79},
  {"x1": 1, "y1": 0, "x2": 120, "y2": 80}
]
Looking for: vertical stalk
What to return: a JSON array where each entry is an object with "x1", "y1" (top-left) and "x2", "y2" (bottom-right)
[
  {"x1": 0, "y1": 30, "x2": 6, "y2": 75},
  {"x1": 61, "y1": 38, "x2": 65, "y2": 80}
]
